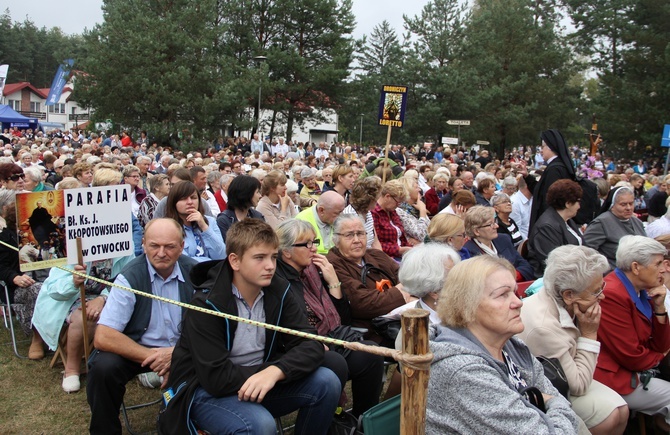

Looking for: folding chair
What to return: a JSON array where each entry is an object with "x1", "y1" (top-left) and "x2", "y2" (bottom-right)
[
  {"x1": 49, "y1": 325, "x2": 68, "y2": 368},
  {"x1": 1, "y1": 280, "x2": 27, "y2": 359},
  {"x1": 121, "y1": 396, "x2": 162, "y2": 435},
  {"x1": 357, "y1": 394, "x2": 400, "y2": 435}
]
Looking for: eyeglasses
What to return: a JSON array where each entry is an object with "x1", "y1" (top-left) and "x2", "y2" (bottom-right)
[
  {"x1": 336, "y1": 231, "x2": 366, "y2": 240},
  {"x1": 7, "y1": 173, "x2": 25, "y2": 181},
  {"x1": 451, "y1": 232, "x2": 467, "y2": 239},
  {"x1": 477, "y1": 221, "x2": 498, "y2": 229},
  {"x1": 590, "y1": 282, "x2": 606, "y2": 299},
  {"x1": 126, "y1": 175, "x2": 140, "y2": 178},
  {"x1": 292, "y1": 239, "x2": 320, "y2": 249}
]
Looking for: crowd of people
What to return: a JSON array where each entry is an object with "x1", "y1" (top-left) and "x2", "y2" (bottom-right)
[{"x1": 2, "y1": 125, "x2": 670, "y2": 434}]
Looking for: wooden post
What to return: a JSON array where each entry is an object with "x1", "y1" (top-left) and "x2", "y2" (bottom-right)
[
  {"x1": 382, "y1": 125, "x2": 392, "y2": 183},
  {"x1": 76, "y1": 238, "x2": 90, "y2": 371},
  {"x1": 400, "y1": 308, "x2": 431, "y2": 435}
]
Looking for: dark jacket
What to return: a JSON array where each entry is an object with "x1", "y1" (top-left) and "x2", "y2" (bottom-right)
[
  {"x1": 527, "y1": 207, "x2": 582, "y2": 278},
  {"x1": 215, "y1": 208, "x2": 265, "y2": 242},
  {"x1": 530, "y1": 158, "x2": 573, "y2": 231},
  {"x1": 0, "y1": 228, "x2": 20, "y2": 302},
  {"x1": 158, "y1": 259, "x2": 324, "y2": 435},
  {"x1": 464, "y1": 234, "x2": 534, "y2": 281}
]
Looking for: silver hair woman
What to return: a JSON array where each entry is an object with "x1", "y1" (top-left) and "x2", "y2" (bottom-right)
[
  {"x1": 426, "y1": 255, "x2": 583, "y2": 433},
  {"x1": 592, "y1": 235, "x2": 670, "y2": 432},
  {"x1": 519, "y1": 245, "x2": 628, "y2": 434},
  {"x1": 583, "y1": 186, "x2": 646, "y2": 269},
  {"x1": 274, "y1": 219, "x2": 385, "y2": 417}
]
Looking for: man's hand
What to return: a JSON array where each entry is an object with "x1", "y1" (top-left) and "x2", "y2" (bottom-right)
[
  {"x1": 238, "y1": 366, "x2": 286, "y2": 403},
  {"x1": 141, "y1": 347, "x2": 174, "y2": 377}
]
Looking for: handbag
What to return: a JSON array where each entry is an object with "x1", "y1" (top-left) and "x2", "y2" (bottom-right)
[
  {"x1": 371, "y1": 316, "x2": 401, "y2": 344},
  {"x1": 327, "y1": 325, "x2": 364, "y2": 358},
  {"x1": 536, "y1": 356, "x2": 569, "y2": 399},
  {"x1": 519, "y1": 386, "x2": 546, "y2": 413}
]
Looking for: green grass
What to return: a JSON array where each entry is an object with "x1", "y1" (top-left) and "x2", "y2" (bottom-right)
[{"x1": 0, "y1": 320, "x2": 161, "y2": 434}]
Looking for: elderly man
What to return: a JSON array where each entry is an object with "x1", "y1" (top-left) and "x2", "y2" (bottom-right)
[
  {"x1": 190, "y1": 166, "x2": 221, "y2": 216},
  {"x1": 86, "y1": 219, "x2": 198, "y2": 434},
  {"x1": 299, "y1": 167, "x2": 324, "y2": 209},
  {"x1": 135, "y1": 155, "x2": 153, "y2": 190},
  {"x1": 314, "y1": 142, "x2": 330, "y2": 160},
  {"x1": 296, "y1": 191, "x2": 345, "y2": 254}
]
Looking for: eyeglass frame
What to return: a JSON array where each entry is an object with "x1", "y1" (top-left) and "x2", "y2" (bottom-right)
[
  {"x1": 336, "y1": 231, "x2": 367, "y2": 241},
  {"x1": 292, "y1": 239, "x2": 320, "y2": 249},
  {"x1": 7, "y1": 173, "x2": 25, "y2": 181},
  {"x1": 477, "y1": 221, "x2": 499, "y2": 229}
]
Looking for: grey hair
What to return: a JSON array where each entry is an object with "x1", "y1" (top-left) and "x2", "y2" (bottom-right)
[
  {"x1": 616, "y1": 235, "x2": 667, "y2": 271},
  {"x1": 136, "y1": 155, "x2": 152, "y2": 164},
  {"x1": 399, "y1": 243, "x2": 461, "y2": 297},
  {"x1": 543, "y1": 245, "x2": 609, "y2": 305},
  {"x1": 219, "y1": 173, "x2": 235, "y2": 187},
  {"x1": 502, "y1": 176, "x2": 517, "y2": 187},
  {"x1": 122, "y1": 164, "x2": 139, "y2": 177},
  {"x1": 490, "y1": 192, "x2": 511, "y2": 207},
  {"x1": 0, "y1": 188, "x2": 16, "y2": 209},
  {"x1": 331, "y1": 214, "x2": 366, "y2": 246},
  {"x1": 23, "y1": 166, "x2": 43, "y2": 183},
  {"x1": 276, "y1": 219, "x2": 315, "y2": 253},
  {"x1": 206, "y1": 170, "x2": 220, "y2": 184}
]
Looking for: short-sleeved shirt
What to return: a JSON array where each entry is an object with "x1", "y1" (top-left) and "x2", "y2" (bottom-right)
[{"x1": 98, "y1": 257, "x2": 184, "y2": 348}]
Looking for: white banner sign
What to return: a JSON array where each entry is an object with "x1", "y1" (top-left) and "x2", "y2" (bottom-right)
[
  {"x1": 442, "y1": 137, "x2": 459, "y2": 145},
  {"x1": 0, "y1": 65, "x2": 8, "y2": 99},
  {"x1": 64, "y1": 185, "x2": 133, "y2": 264},
  {"x1": 447, "y1": 120, "x2": 470, "y2": 126}
]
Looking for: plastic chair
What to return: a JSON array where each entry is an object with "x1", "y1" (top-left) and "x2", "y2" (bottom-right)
[
  {"x1": 1, "y1": 280, "x2": 27, "y2": 359},
  {"x1": 358, "y1": 394, "x2": 400, "y2": 435},
  {"x1": 516, "y1": 280, "x2": 534, "y2": 299}
]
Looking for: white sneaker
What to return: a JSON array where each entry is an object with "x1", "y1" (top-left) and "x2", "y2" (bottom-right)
[
  {"x1": 137, "y1": 372, "x2": 162, "y2": 389},
  {"x1": 62, "y1": 374, "x2": 80, "y2": 393}
]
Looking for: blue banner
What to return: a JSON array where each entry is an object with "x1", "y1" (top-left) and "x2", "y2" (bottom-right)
[
  {"x1": 45, "y1": 59, "x2": 74, "y2": 106},
  {"x1": 662, "y1": 124, "x2": 670, "y2": 148}
]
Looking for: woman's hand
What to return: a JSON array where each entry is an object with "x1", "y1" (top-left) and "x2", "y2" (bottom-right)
[
  {"x1": 312, "y1": 254, "x2": 342, "y2": 297},
  {"x1": 280, "y1": 193, "x2": 291, "y2": 212},
  {"x1": 574, "y1": 302, "x2": 601, "y2": 340},
  {"x1": 73, "y1": 264, "x2": 86, "y2": 287},
  {"x1": 648, "y1": 284, "x2": 668, "y2": 313},
  {"x1": 414, "y1": 198, "x2": 427, "y2": 217},
  {"x1": 185, "y1": 211, "x2": 208, "y2": 231},
  {"x1": 452, "y1": 204, "x2": 466, "y2": 217},
  {"x1": 12, "y1": 274, "x2": 34, "y2": 288},
  {"x1": 81, "y1": 296, "x2": 106, "y2": 321}
]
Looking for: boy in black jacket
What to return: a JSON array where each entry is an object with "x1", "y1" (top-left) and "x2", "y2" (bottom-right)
[{"x1": 159, "y1": 219, "x2": 340, "y2": 435}]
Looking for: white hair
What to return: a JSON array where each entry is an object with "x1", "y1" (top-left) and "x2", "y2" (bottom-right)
[
  {"x1": 399, "y1": 243, "x2": 461, "y2": 297},
  {"x1": 543, "y1": 245, "x2": 609, "y2": 304},
  {"x1": 616, "y1": 235, "x2": 666, "y2": 271}
]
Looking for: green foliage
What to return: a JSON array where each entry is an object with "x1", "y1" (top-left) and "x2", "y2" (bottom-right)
[{"x1": 0, "y1": 9, "x2": 86, "y2": 87}]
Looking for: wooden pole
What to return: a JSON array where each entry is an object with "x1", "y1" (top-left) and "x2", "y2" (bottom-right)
[
  {"x1": 76, "y1": 238, "x2": 90, "y2": 371},
  {"x1": 400, "y1": 308, "x2": 431, "y2": 435},
  {"x1": 382, "y1": 125, "x2": 392, "y2": 183}
]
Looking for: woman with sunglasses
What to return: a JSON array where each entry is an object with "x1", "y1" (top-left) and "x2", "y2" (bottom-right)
[
  {"x1": 275, "y1": 219, "x2": 384, "y2": 417},
  {"x1": 464, "y1": 205, "x2": 534, "y2": 282},
  {"x1": 0, "y1": 163, "x2": 26, "y2": 191},
  {"x1": 520, "y1": 245, "x2": 628, "y2": 435}
]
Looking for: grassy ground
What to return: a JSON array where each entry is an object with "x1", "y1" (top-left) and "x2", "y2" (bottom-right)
[{"x1": 0, "y1": 315, "x2": 655, "y2": 434}]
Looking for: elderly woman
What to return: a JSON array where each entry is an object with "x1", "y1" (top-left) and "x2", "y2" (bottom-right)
[
  {"x1": 327, "y1": 214, "x2": 413, "y2": 342},
  {"x1": 0, "y1": 163, "x2": 26, "y2": 191},
  {"x1": 464, "y1": 206, "x2": 534, "y2": 281},
  {"x1": 255, "y1": 170, "x2": 297, "y2": 228},
  {"x1": 424, "y1": 172, "x2": 449, "y2": 215},
  {"x1": 427, "y1": 255, "x2": 583, "y2": 433},
  {"x1": 528, "y1": 179, "x2": 584, "y2": 277},
  {"x1": 122, "y1": 165, "x2": 147, "y2": 217},
  {"x1": 584, "y1": 186, "x2": 646, "y2": 269},
  {"x1": 594, "y1": 235, "x2": 670, "y2": 432},
  {"x1": 371, "y1": 179, "x2": 413, "y2": 259},
  {"x1": 342, "y1": 176, "x2": 382, "y2": 250},
  {"x1": 437, "y1": 175, "x2": 465, "y2": 212},
  {"x1": 72, "y1": 162, "x2": 93, "y2": 187},
  {"x1": 274, "y1": 219, "x2": 384, "y2": 417},
  {"x1": 426, "y1": 213, "x2": 471, "y2": 261},
  {"x1": 519, "y1": 245, "x2": 628, "y2": 434},
  {"x1": 397, "y1": 176, "x2": 430, "y2": 243},
  {"x1": 137, "y1": 174, "x2": 170, "y2": 228},
  {"x1": 491, "y1": 192, "x2": 523, "y2": 248},
  {"x1": 164, "y1": 181, "x2": 226, "y2": 261},
  {"x1": 475, "y1": 177, "x2": 496, "y2": 206},
  {"x1": 23, "y1": 166, "x2": 53, "y2": 192}
]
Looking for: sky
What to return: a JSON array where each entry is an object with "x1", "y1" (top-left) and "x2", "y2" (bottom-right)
[{"x1": 1, "y1": 0, "x2": 432, "y2": 40}]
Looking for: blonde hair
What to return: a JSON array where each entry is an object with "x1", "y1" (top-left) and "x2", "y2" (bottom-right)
[
  {"x1": 381, "y1": 179, "x2": 408, "y2": 202},
  {"x1": 438, "y1": 255, "x2": 515, "y2": 327},
  {"x1": 428, "y1": 214, "x2": 465, "y2": 243},
  {"x1": 464, "y1": 205, "x2": 495, "y2": 238}
]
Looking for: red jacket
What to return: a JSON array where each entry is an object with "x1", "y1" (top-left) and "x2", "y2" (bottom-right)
[
  {"x1": 594, "y1": 269, "x2": 670, "y2": 395},
  {"x1": 424, "y1": 188, "x2": 446, "y2": 216},
  {"x1": 214, "y1": 190, "x2": 227, "y2": 212}
]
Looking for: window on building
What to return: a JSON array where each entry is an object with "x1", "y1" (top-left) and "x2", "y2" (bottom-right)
[
  {"x1": 48, "y1": 104, "x2": 66, "y2": 114},
  {"x1": 30, "y1": 101, "x2": 40, "y2": 112},
  {"x1": 8, "y1": 100, "x2": 20, "y2": 111}
]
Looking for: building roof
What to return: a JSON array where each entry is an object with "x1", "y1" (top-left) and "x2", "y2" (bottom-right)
[{"x1": 3, "y1": 82, "x2": 48, "y2": 98}]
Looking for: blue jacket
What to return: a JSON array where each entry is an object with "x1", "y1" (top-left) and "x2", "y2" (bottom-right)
[{"x1": 464, "y1": 234, "x2": 534, "y2": 281}]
